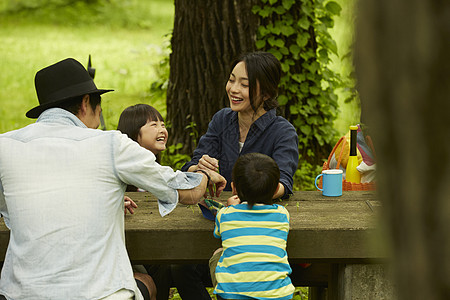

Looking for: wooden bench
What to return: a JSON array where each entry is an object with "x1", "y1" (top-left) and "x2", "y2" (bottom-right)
[{"x1": 0, "y1": 191, "x2": 391, "y2": 299}]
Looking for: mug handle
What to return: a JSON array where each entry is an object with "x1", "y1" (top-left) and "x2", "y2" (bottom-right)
[{"x1": 315, "y1": 174, "x2": 323, "y2": 191}]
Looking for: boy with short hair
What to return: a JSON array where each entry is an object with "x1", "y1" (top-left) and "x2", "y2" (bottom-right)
[{"x1": 210, "y1": 153, "x2": 295, "y2": 300}]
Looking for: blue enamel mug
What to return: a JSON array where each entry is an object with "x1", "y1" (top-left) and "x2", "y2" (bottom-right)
[{"x1": 314, "y1": 169, "x2": 343, "y2": 197}]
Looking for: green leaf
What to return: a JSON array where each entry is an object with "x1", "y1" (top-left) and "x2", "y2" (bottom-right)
[
  {"x1": 296, "y1": 34, "x2": 308, "y2": 48},
  {"x1": 309, "y1": 115, "x2": 321, "y2": 125},
  {"x1": 300, "y1": 3, "x2": 313, "y2": 16},
  {"x1": 278, "y1": 94, "x2": 289, "y2": 105},
  {"x1": 298, "y1": 16, "x2": 310, "y2": 30},
  {"x1": 310, "y1": 86, "x2": 320, "y2": 95},
  {"x1": 314, "y1": 133, "x2": 325, "y2": 146},
  {"x1": 290, "y1": 105, "x2": 300, "y2": 115},
  {"x1": 255, "y1": 40, "x2": 266, "y2": 49},
  {"x1": 258, "y1": 7, "x2": 272, "y2": 18},
  {"x1": 318, "y1": 52, "x2": 329, "y2": 65},
  {"x1": 300, "y1": 82, "x2": 309, "y2": 93},
  {"x1": 280, "y1": 47, "x2": 289, "y2": 55},
  {"x1": 326, "y1": 39, "x2": 338, "y2": 55},
  {"x1": 281, "y1": 61, "x2": 290, "y2": 73},
  {"x1": 281, "y1": 25, "x2": 296, "y2": 36},
  {"x1": 300, "y1": 125, "x2": 312, "y2": 135},
  {"x1": 258, "y1": 26, "x2": 270, "y2": 36},
  {"x1": 289, "y1": 44, "x2": 301, "y2": 56},
  {"x1": 291, "y1": 73, "x2": 305, "y2": 83},
  {"x1": 268, "y1": 49, "x2": 283, "y2": 60},
  {"x1": 269, "y1": 0, "x2": 278, "y2": 5},
  {"x1": 285, "y1": 58, "x2": 295, "y2": 65},
  {"x1": 251, "y1": 5, "x2": 261, "y2": 14},
  {"x1": 325, "y1": 1, "x2": 342, "y2": 16},
  {"x1": 319, "y1": 16, "x2": 334, "y2": 28},
  {"x1": 268, "y1": 36, "x2": 276, "y2": 46},
  {"x1": 268, "y1": 24, "x2": 281, "y2": 35},
  {"x1": 268, "y1": 36, "x2": 285, "y2": 48},
  {"x1": 282, "y1": 0, "x2": 295, "y2": 10},
  {"x1": 308, "y1": 61, "x2": 320, "y2": 73},
  {"x1": 307, "y1": 97, "x2": 317, "y2": 107},
  {"x1": 274, "y1": 6, "x2": 286, "y2": 14},
  {"x1": 318, "y1": 49, "x2": 328, "y2": 61},
  {"x1": 288, "y1": 84, "x2": 301, "y2": 94}
]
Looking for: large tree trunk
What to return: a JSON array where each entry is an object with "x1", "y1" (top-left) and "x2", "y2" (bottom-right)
[
  {"x1": 167, "y1": 0, "x2": 259, "y2": 155},
  {"x1": 355, "y1": 0, "x2": 450, "y2": 299}
]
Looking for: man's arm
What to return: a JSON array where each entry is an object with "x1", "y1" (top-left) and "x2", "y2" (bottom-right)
[{"x1": 178, "y1": 170, "x2": 226, "y2": 205}]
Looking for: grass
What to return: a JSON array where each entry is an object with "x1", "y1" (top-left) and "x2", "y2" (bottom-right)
[
  {"x1": 0, "y1": 0, "x2": 173, "y2": 133},
  {"x1": 168, "y1": 287, "x2": 309, "y2": 299}
]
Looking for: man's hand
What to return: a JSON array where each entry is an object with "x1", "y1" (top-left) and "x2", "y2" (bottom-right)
[
  {"x1": 198, "y1": 155, "x2": 219, "y2": 173},
  {"x1": 178, "y1": 169, "x2": 226, "y2": 205},
  {"x1": 227, "y1": 195, "x2": 241, "y2": 206},
  {"x1": 124, "y1": 195, "x2": 138, "y2": 215}
]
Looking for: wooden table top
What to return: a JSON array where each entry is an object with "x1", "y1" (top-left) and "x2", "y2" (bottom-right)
[{"x1": 1, "y1": 191, "x2": 387, "y2": 264}]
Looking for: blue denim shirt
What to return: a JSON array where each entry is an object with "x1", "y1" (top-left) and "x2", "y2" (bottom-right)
[
  {"x1": 0, "y1": 108, "x2": 202, "y2": 300},
  {"x1": 182, "y1": 108, "x2": 299, "y2": 198}
]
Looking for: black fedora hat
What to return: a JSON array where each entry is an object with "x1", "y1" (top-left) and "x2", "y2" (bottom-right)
[{"x1": 26, "y1": 58, "x2": 113, "y2": 118}]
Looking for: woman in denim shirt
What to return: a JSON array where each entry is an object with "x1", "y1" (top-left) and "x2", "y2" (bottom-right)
[
  {"x1": 175, "y1": 52, "x2": 299, "y2": 300},
  {"x1": 182, "y1": 51, "x2": 298, "y2": 200}
]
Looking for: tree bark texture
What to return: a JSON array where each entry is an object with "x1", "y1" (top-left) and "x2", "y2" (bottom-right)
[
  {"x1": 167, "y1": 0, "x2": 259, "y2": 155},
  {"x1": 355, "y1": 0, "x2": 450, "y2": 299}
]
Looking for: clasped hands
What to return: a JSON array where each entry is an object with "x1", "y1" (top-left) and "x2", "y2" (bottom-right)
[{"x1": 198, "y1": 154, "x2": 239, "y2": 205}]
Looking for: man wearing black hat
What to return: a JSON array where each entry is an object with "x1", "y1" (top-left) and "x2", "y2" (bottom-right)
[{"x1": 0, "y1": 58, "x2": 226, "y2": 300}]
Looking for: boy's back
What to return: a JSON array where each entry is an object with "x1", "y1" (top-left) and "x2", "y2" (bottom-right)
[{"x1": 213, "y1": 202, "x2": 294, "y2": 300}]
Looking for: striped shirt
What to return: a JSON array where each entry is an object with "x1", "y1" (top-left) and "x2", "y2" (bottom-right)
[{"x1": 213, "y1": 203, "x2": 294, "y2": 300}]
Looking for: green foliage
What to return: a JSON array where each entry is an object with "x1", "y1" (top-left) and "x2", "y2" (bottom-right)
[
  {"x1": 160, "y1": 143, "x2": 191, "y2": 171},
  {"x1": 253, "y1": 0, "x2": 343, "y2": 189},
  {"x1": 293, "y1": 287, "x2": 310, "y2": 299},
  {"x1": 294, "y1": 160, "x2": 324, "y2": 191}
]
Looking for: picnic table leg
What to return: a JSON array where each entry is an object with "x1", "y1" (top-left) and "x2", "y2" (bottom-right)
[{"x1": 329, "y1": 263, "x2": 396, "y2": 300}]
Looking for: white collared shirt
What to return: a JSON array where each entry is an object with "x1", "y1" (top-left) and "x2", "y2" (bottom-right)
[{"x1": 0, "y1": 108, "x2": 202, "y2": 300}]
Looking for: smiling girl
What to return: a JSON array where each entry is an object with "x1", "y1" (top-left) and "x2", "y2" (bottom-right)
[
  {"x1": 117, "y1": 104, "x2": 168, "y2": 158},
  {"x1": 117, "y1": 104, "x2": 173, "y2": 300}
]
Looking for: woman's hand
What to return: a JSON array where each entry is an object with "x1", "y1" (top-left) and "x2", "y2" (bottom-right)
[
  {"x1": 198, "y1": 155, "x2": 219, "y2": 173},
  {"x1": 208, "y1": 171, "x2": 227, "y2": 197},
  {"x1": 124, "y1": 195, "x2": 138, "y2": 215},
  {"x1": 226, "y1": 195, "x2": 241, "y2": 206}
]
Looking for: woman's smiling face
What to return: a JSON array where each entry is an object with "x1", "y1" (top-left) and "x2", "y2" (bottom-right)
[{"x1": 226, "y1": 61, "x2": 253, "y2": 114}]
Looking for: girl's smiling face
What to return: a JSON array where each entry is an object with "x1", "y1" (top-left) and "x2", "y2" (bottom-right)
[
  {"x1": 137, "y1": 119, "x2": 168, "y2": 155},
  {"x1": 226, "y1": 61, "x2": 252, "y2": 114}
]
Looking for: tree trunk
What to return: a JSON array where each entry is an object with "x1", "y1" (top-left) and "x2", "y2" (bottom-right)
[
  {"x1": 167, "y1": 0, "x2": 259, "y2": 155},
  {"x1": 355, "y1": 0, "x2": 450, "y2": 299}
]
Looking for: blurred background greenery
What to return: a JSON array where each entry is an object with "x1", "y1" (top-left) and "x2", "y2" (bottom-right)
[
  {"x1": 0, "y1": 0, "x2": 173, "y2": 133},
  {"x1": 0, "y1": 0, "x2": 359, "y2": 135}
]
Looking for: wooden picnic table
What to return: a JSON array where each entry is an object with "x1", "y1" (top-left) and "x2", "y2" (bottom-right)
[
  {"x1": 122, "y1": 191, "x2": 384, "y2": 264},
  {"x1": 0, "y1": 191, "x2": 392, "y2": 299}
]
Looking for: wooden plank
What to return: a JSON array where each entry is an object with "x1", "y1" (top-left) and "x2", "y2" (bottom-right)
[{"x1": 0, "y1": 191, "x2": 384, "y2": 263}]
